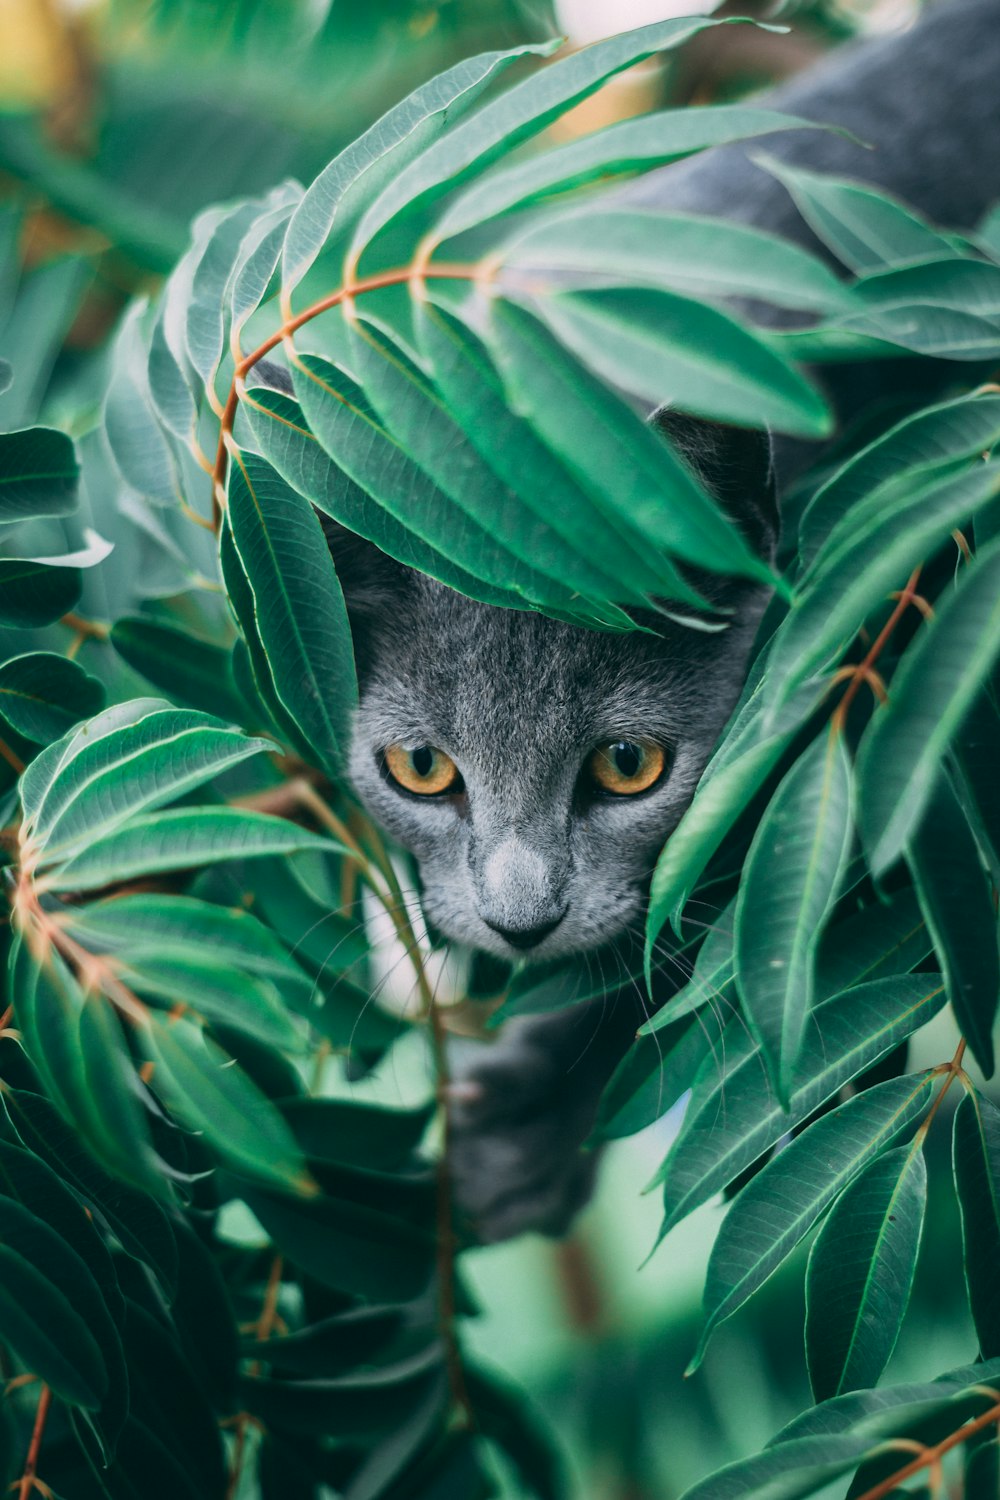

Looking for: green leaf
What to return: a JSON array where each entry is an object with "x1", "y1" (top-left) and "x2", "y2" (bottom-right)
[
  {"x1": 25, "y1": 704, "x2": 274, "y2": 858},
  {"x1": 766, "y1": 460, "x2": 1000, "y2": 707},
  {"x1": 282, "y1": 42, "x2": 555, "y2": 291},
  {"x1": 593, "y1": 1005, "x2": 727, "y2": 1143},
  {"x1": 758, "y1": 157, "x2": 962, "y2": 273},
  {"x1": 40, "y1": 807, "x2": 343, "y2": 893},
  {"x1": 243, "y1": 1185, "x2": 435, "y2": 1303},
  {"x1": 814, "y1": 887, "x2": 930, "y2": 997},
  {"x1": 227, "y1": 451, "x2": 357, "y2": 777},
  {"x1": 464, "y1": 1364, "x2": 567, "y2": 1500},
  {"x1": 351, "y1": 17, "x2": 737, "y2": 259},
  {"x1": 290, "y1": 348, "x2": 604, "y2": 622},
  {"x1": 241, "y1": 1345, "x2": 446, "y2": 1440},
  {"x1": 966, "y1": 1439, "x2": 1000, "y2": 1500},
  {"x1": 799, "y1": 392, "x2": 1000, "y2": 566},
  {"x1": 488, "y1": 299, "x2": 774, "y2": 583},
  {"x1": 239, "y1": 380, "x2": 508, "y2": 608},
  {"x1": 689, "y1": 1071, "x2": 936, "y2": 1372},
  {"x1": 837, "y1": 258, "x2": 1000, "y2": 360},
  {"x1": 0, "y1": 557, "x2": 81, "y2": 627},
  {"x1": 435, "y1": 106, "x2": 828, "y2": 243},
  {"x1": 501, "y1": 208, "x2": 852, "y2": 315},
  {"x1": 735, "y1": 732, "x2": 854, "y2": 1101},
  {"x1": 0, "y1": 426, "x2": 79, "y2": 524},
  {"x1": 184, "y1": 197, "x2": 260, "y2": 386},
  {"x1": 908, "y1": 774, "x2": 999, "y2": 1076},
  {"x1": 120, "y1": 952, "x2": 306, "y2": 1051},
  {"x1": 0, "y1": 1241, "x2": 107, "y2": 1408},
  {"x1": 347, "y1": 315, "x2": 634, "y2": 623},
  {"x1": 77, "y1": 994, "x2": 166, "y2": 1196},
  {"x1": 144, "y1": 1016, "x2": 314, "y2": 1195},
  {"x1": 953, "y1": 1090, "x2": 1000, "y2": 1359},
  {"x1": 2, "y1": 1088, "x2": 177, "y2": 1294},
  {"x1": 805, "y1": 1145, "x2": 926, "y2": 1400},
  {"x1": 219, "y1": 519, "x2": 306, "y2": 753},
  {"x1": 645, "y1": 732, "x2": 791, "y2": 960},
  {"x1": 413, "y1": 298, "x2": 705, "y2": 609},
  {"x1": 530, "y1": 286, "x2": 830, "y2": 438},
  {"x1": 104, "y1": 300, "x2": 178, "y2": 504},
  {"x1": 651, "y1": 975, "x2": 944, "y2": 1237},
  {"x1": 857, "y1": 536, "x2": 1000, "y2": 873},
  {"x1": 64, "y1": 892, "x2": 313, "y2": 995},
  {"x1": 279, "y1": 1097, "x2": 432, "y2": 1173},
  {"x1": 241, "y1": 1304, "x2": 403, "y2": 1377},
  {"x1": 956, "y1": 688, "x2": 1000, "y2": 878},
  {"x1": 0, "y1": 652, "x2": 105, "y2": 744},
  {"x1": 0, "y1": 1151, "x2": 128, "y2": 1456},
  {"x1": 110, "y1": 617, "x2": 245, "y2": 722}
]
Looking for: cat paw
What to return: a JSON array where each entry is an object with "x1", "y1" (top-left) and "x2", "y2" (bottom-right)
[{"x1": 446, "y1": 1029, "x2": 601, "y2": 1244}]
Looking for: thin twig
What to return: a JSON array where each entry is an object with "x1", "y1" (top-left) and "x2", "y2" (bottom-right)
[
  {"x1": 210, "y1": 262, "x2": 481, "y2": 527},
  {"x1": 17, "y1": 1383, "x2": 51, "y2": 1500},
  {"x1": 852, "y1": 1397, "x2": 1000, "y2": 1500}
]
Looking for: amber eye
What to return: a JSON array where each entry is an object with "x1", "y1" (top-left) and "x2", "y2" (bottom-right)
[
  {"x1": 588, "y1": 740, "x2": 667, "y2": 797},
  {"x1": 383, "y1": 743, "x2": 461, "y2": 796}
]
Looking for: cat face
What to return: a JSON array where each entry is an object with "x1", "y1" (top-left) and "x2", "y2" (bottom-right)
[
  {"x1": 335, "y1": 414, "x2": 777, "y2": 963},
  {"x1": 348, "y1": 578, "x2": 767, "y2": 960}
]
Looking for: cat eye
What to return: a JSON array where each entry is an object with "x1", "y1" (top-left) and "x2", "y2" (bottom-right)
[
  {"x1": 382, "y1": 743, "x2": 462, "y2": 797},
  {"x1": 587, "y1": 739, "x2": 667, "y2": 797}
]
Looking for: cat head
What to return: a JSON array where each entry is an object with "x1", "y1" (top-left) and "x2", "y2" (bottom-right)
[{"x1": 333, "y1": 412, "x2": 777, "y2": 963}]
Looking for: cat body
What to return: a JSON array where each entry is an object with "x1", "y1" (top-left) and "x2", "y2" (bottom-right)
[{"x1": 334, "y1": 0, "x2": 1000, "y2": 1242}]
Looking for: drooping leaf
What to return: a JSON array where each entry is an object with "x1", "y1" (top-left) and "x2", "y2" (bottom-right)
[
  {"x1": 23, "y1": 702, "x2": 273, "y2": 857},
  {"x1": 0, "y1": 425, "x2": 79, "y2": 524},
  {"x1": 412, "y1": 298, "x2": 705, "y2": 609},
  {"x1": 226, "y1": 450, "x2": 357, "y2": 777},
  {"x1": 435, "y1": 107, "x2": 828, "y2": 243},
  {"x1": 2, "y1": 1088, "x2": 177, "y2": 1294},
  {"x1": 845, "y1": 258, "x2": 1000, "y2": 359},
  {"x1": 799, "y1": 392, "x2": 1000, "y2": 566},
  {"x1": 143, "y1": 1016, "x2": 314, "y2": 1196},
  {"x1": 119, "y1": 951, "x2": 306, "y2": 1051},
  {"x1": 766, "y1": 460, "x2": 1000, "y2": 708},
  {"x1": 908, "y1": 774, "x2": 999, "y2": 1077},
  {"x1": 345, "y1": 315, "x2": 634, "y2": 625},
  {"x1": 110, "y1": 617, "x2": 245, "y2": 722},
  {"x1": 645, "y1": 732, "x2": 791, "y2": 961},
  {"x1": 0, "y1": 652, "x2": 106, "y2": 744},
  {"x1": 759, "y1": 157, "x2": 963, "y2": 273},
  {"x1": 805, "y1": 1145, "x2": 927, "y2": 1400},
  {"x1": 488, "y1": 298, "x2": 776, "y2": 584},
  {"x1": 0, "y1": 557, "x2": 81, "y2": 627},
  {"x1": 857, "y1": 535, "x2": 1000, "y2": 873},
  {"x1": 651, "y1": 975, "x2": 943, "y2": 1238},
  {"x1": 501, "y1": 208, "x2": 852, "y2": 315},
  {"x1": 689, "y1": 1071, "x2": 937, "y2": 1372},
  {"x1": 350, "y1": 17, "x2": 739, "y2": 260},
  {"x1": 734, "y1": 732, "x2": 854, "y2": 1102},
  {"x1": 529, "y1": 286, "x2": 830, "y2": 438},
  {"x1": 39, "y1": 807, "x2": 343, "y2": 893},
  {"x1": 953, "y1": 1090, "x2": 1000, "y2": 1359},
  {"x1": 241, "y1": 1345, "x2": 446, "y2": 1440},
  {"x1": 282, "y1": 42, "x2": 557, "y2": 291},
  {"x1": 239, "y1": 380, "x2": 508, "y2": 608}
]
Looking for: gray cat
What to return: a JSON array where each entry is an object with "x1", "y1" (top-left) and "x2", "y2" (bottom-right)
[{"x1": 302, "y1": 0, "x2": 1000, "y2": 1242}]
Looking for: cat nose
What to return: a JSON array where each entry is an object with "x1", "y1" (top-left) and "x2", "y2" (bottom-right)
[{"x1": 483, "y1": 911, "x2": 566, "y2": 950}]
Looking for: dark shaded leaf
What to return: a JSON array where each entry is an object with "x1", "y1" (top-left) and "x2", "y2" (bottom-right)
[
  {"x1": 908, "y1": 774, "x2": 999, "y2": 1076},
  {"x1": 953, "y1": 1090, "x2": 1000, "y2": 1359}
]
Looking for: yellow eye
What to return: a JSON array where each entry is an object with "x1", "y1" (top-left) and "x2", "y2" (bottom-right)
[
  {"x1": 588, "y1": 740, "x2": 666, "y2": 796},
  {"x1": 383, "y1": 743, "x2": 461, "y2": 796}
]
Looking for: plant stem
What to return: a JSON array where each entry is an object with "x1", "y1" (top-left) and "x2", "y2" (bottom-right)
[
  {"x1": 852, "y1": 1394, "x2": 1000, "y2": 1500},
  {"x1": 831, "y1": 565, "x2": 923, "y2": 733},
  {"x1": 17, "y1": 1383, "x2": 51, "y2": 1500},
  {"x1": 211, "y1": 262, "x2": 480, "y2": 527},
  {"x1": 0, "y1": 737, "x2": 24, "y2": 775}
]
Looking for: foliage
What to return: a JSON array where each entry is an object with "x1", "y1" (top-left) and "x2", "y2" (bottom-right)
[{"x1": 0, "y1": 6, "x2": 999, "y2": 1498}]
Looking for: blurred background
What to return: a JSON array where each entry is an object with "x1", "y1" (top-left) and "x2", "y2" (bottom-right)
[{"x1": 0, "y1": 3, "x2": 961, "y2": 1498}]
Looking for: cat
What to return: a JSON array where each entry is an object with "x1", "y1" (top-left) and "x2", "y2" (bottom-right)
[{"x1": 272, "y1": 0, "x2": 1000, "y2": 1243}]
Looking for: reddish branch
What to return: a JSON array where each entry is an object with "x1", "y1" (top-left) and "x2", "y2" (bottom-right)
[
  {"x1": 210, "y1": 262, "x2": 481, "y2": 528},
  {"x1": 17, "y1": 1383, "x2": 51, "y2": 1500},
  {"x1": 853, "y1": 1394, "x2": 1000, "y2": 1500}
]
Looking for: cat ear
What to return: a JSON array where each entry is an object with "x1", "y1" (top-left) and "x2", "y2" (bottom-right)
[
  {"x1": 318, "y1": 516, "x2": 412, "y2": 621},
  {"x1": 651, "y1": 407, "x2": 779, "y2": 563}
]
